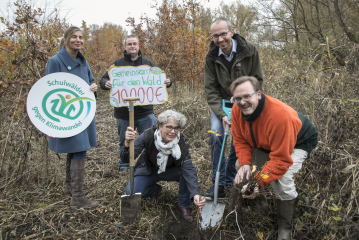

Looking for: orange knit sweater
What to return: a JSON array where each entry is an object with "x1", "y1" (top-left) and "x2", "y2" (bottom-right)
[{"x1": 232, "y1": 95, "x2": 303, "y2": 188}]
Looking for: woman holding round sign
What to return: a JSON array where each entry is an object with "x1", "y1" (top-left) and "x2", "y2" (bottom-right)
[{"x1": 46, "y1": 26, "x2": 98, "y2": 208}]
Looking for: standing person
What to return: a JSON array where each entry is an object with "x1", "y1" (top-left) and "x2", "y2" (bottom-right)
[
  {"x1": 46, "y1": 26, "x2": 99, "y2": 208},
  {"x1": 121, "y1": 110, "x2": 206, "y2": 222},
  {"x1": 204, "y1": 17, "x2": 263, "y2": 200},
  {"x1": 100, "y1": 35, "x2": 172, "y2": 174},
  {"x1": 230, "y1": 76, "x2": 318, "y2": 240}
]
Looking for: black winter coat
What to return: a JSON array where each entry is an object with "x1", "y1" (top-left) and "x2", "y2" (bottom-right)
[{"x1": 120, "y1": 126, "x2": 200, "y2": 199}]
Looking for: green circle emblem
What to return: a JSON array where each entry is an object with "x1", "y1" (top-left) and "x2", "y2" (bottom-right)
[{"x1": 42, "y1": 88, "x2": 93, "y2": 122}]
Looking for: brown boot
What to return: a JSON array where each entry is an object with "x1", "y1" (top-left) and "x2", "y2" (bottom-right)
[
  {"x1": 64, "y1": 153, "x2": 73, "y2": 196},
  {"x1": 277, "y1": 199, "x2": 296, "y2": 240},
  {"x1": 70, "y1": 159, "x2": 99, "y2": 208},
  {"x1": 177, "y1": 204, "x2": 193, "y2": 222}
]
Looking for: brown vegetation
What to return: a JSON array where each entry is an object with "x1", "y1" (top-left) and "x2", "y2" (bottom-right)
[{"x1": 0, "y1": 0, "x2": 358, "y2": 239}]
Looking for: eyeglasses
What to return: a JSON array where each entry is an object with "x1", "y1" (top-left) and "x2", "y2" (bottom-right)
[
  {"x1": 211, "y1": 30, "x2": 230, "y2": 39},
  {"x1": 234, "y1": 91, "x2": 257, "y2": 104},
  {"x1": 165, "y1": 125, "x2": 181, "y2": 132}
]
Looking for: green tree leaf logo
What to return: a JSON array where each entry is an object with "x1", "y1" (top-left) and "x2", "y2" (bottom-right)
[{"x1": 42, "y1": 88, "x2": 93, "y2": 122}]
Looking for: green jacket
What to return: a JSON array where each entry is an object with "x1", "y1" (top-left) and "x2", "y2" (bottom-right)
[{"x1": 204, "y1": 34, "x2": 263, "y2": 120}]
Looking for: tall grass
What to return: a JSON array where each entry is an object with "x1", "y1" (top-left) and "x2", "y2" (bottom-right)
[{"x1": 0, "y1": 41, "x2": 358, "y2": 239}]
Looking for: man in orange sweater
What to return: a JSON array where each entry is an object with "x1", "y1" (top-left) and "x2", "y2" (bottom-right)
[{"x1": 230, "y1": 76, "x2": 318, "y2": 240}]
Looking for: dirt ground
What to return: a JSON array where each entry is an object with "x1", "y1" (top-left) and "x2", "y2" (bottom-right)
[{"x1": 0, "y1": 91, "x2": 358, "y2": 240}]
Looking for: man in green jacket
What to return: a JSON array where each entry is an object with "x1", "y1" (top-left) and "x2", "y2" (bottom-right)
[{"x1": 204, "y1": 17, "x2": 263, "y2": 200}]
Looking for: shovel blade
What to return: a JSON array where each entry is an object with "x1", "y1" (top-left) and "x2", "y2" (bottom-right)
[
  {"x1": 121, "y1": 193, "x2": 141, "y2": 225},
  {"x1": 200, "y1": 200, "x2": 226, "y2": 229}
]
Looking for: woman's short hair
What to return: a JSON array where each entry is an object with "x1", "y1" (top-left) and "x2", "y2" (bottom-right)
[
  {"x1": 230, "y1": 76, "x2": 262, "y2": 94},
  {"x1": 157, "y1": 110, "x2": 187, "y2": 128},
  {"x1": 59, "y1": 26, "x2": 81, "y2": 49}
]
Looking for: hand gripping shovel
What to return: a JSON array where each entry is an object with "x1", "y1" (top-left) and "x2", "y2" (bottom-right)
[
  {"x1": 200, "y1": 99, "x2": 233, "y2": 229},
  {"x1": 121, "y1": 97, "x2": 141, "y2": 225}
]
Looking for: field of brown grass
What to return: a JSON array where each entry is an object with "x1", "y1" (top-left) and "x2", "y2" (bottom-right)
[{"x1": 1, "y1": 50, "x2": 358, "y2": 239}]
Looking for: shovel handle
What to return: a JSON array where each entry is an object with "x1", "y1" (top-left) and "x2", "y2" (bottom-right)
[
  {"x1": 123, "y1": 97, "x2": 140, "y2": 167},
  {"x1": 124, "y1": 97, "x2": 140, "y2": 196},
  {"x1": 124, "y1": 97, "x2": 140, "y2": 102},
  {"x1": 214, "y1": 124, "x2": 229, "y2": 205}
]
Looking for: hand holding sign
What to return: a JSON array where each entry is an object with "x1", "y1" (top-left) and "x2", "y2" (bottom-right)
[
  {"x1": 108, "y1": 65, "x2": 168, "y2": 107},
  {"x1": 105, "y1": 81, "x2": 112, "y2": 89},
  {"x1": 89, "y1": 83, "x2": 97, "y2": 92},
  {"x1": 164, "y1": 78, "x2": 171, "y2": 86}
]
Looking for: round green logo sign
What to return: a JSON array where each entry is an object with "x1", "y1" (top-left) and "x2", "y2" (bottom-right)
[{"x1": 27, "y1": 73, "x2": 96, "y2": 138}]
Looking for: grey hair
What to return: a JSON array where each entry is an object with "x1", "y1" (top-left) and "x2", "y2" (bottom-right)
[
  {"x1": 59, "y1": 26, "x2": 81, "y2": 49},
  {"x1": 124, "y1": 35, "x2": 139, "y2": 45},
  {"x1": 157, "y1": 110, "x2": 187, "y2": 128},
  {"x1": 211, "y1": 17, "x2": 232, "y2": 31}
]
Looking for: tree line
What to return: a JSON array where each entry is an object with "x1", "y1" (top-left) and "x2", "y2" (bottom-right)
[{"x1": 1, "y1": 0, "x2": 358, "y2": 96}]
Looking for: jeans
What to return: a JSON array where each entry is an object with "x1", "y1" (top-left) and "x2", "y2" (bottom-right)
[
  {"x1": 210, "y1": 111, "x2": 237, "y2": 186},
  {"x1": 125, "y1": 166, "x2": 191, "y2": 208},
  {"x1": 117, "y1": 114, "x2": 157, "y2": 169}
]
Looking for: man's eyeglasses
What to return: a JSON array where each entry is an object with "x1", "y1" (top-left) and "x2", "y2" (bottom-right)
[
  {"x1": 234, "y1": 91, "x2": 257, "y2": 104},
  {"x1": 165, "y1": 125, "x2": 181, "y2": 132},
  {"x1": 211, "y1": 30, "x2": 230, "y2": 39}
]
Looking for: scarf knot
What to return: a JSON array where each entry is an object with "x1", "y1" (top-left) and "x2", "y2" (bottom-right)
[{"x1": 154, "y1": 129, "x2": 181, "y2": 173}]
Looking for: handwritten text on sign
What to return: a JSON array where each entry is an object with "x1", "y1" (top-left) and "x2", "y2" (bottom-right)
[{"x1": 108, "y1": 65, "x2": 168, "y2": 107}]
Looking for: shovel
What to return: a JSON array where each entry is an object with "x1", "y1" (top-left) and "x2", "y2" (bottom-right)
[
  {"x1": 121, "y1": 97, "x2": 141, "y2": 225},
  {"x1": 200, "y1": 99, "x2": 233, "y2": 229}
]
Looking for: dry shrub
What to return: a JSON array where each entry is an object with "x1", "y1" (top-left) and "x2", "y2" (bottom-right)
[
  {"x1": 1, "y1": 62, "x2": 357, "y2": 239},
  {"x1": 1, "y1": 53, "x2": 358, "y2": 239},
  {"x1": 0, "y1": 1, "x2": 358, "y2": 239}
]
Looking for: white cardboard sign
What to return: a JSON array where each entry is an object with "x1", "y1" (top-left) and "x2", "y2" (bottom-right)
[
  {"x1": 27, "y1": 72, "x2": 96, "y2": 138},
  {"x1": 108, "y1": 65, "x2": 168, "y2": 107}
]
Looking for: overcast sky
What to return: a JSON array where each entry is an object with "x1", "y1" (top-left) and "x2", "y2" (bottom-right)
[{"x1": 0, "y1": 0, "x2": 243, "y2": 32}]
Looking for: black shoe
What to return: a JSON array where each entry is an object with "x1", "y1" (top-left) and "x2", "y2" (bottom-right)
[
  {"x1": 205, "y1": 185, "x2": 226, "y2": 200},
  {"x1": 204, "y1": 186, "x2": 214, "y2": 200}
]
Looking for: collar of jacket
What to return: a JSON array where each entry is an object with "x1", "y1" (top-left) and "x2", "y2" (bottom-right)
[
  {"x1": 57, "y1": 47, "x2": 86, "y2": 70},
  {"x1": 242, "y1": 93, "x2": 266, "y2": 123},
  {"x1": 144, "y1": 126, "x2": 190, "y2": 165},
  {"x1": 123, "y1": 50, "x2": 143, "y2": 63},
  {"x1": 206, "y1": 33, "x2": 249, "y2": 62}
]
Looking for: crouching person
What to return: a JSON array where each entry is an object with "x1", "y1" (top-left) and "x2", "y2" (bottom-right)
[
  {"x1": 230, "y1": 76, "x2": 318, "y2": 240},
  {"x1": 120, "y1": 110, "x2": 206, "y2": 222}
]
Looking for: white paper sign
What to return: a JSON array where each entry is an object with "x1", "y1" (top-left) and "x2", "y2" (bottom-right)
[
  {"x1": 108, "y1": 65, "x2": 168, "y2": 107},
  {"x1": 27, "y1": 72, "x2": 96, "y2": 138}
]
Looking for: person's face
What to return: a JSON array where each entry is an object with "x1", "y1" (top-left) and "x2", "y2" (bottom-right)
[
  {"x1": 210, "y1": 20, "x2": 234, "y2": 53},
  {"x1": 233, "y1": 81, "x2": 261, "y2": 116},
  {"x1": 66, "y1": 31, "x2": 84, "y2": 51},
  {"x1": 125, "y1": 37, "x2": 140, "y2": 55},
  {"x1": 159, "y1": 119, "x2": 180, "y2": 143}
]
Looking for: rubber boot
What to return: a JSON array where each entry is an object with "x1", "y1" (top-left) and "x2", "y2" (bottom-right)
[
  {"x1": 277, "y1": 199, "x2": 296, "y2": 240},
  {"x1": 70, "y1": 159, "x2": 99, "y2": 208},
  {"x1": 64, "y1": 153, "x2": 73, "y2": 196}
]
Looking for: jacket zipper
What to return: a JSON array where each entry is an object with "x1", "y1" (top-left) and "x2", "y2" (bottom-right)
[{"x1": 215, "y1": 51, "x2": 250, "y2": 72}]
